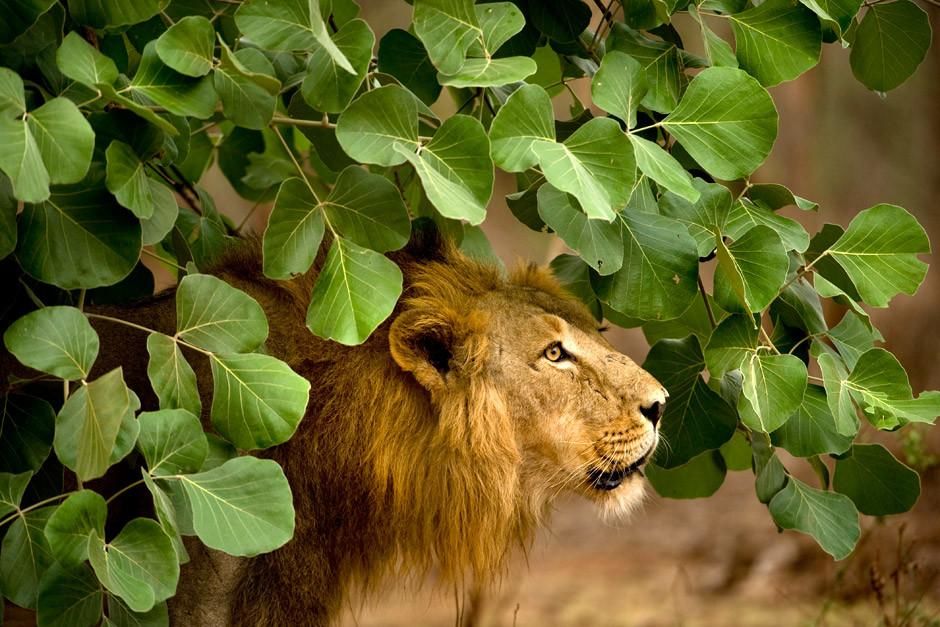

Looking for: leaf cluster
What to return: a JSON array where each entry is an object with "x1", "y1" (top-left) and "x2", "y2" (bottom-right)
[{"x1": 0, "y1": 0, "x2": 935, "y2": 621}]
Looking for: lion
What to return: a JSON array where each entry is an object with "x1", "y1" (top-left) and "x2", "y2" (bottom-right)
[{"x1": 78, "y1": 226, "x2": 668, "y2": 626}]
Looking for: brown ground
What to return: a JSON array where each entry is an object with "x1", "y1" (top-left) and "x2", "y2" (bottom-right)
[{"x1": 341, "y1": 465, "x2": 940, "y2": 627}]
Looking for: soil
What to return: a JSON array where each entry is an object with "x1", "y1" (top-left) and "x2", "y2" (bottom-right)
[{"x1": 341, "y1": 466, "x2": 940, "y2": 627}]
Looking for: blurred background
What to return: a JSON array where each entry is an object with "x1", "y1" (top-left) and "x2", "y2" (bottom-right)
[{"x1": 201, "y1": 2, "x2": 940, "y2": 625}]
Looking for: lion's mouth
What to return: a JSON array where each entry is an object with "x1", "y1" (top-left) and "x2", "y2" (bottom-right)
[{"x1": 586, "y1": 452, "x2": 649, "y2": 491}]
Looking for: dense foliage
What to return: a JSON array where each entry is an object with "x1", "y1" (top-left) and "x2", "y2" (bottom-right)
[{"x1": 0, "y1": 0, "x2": 936, "y2": 623}]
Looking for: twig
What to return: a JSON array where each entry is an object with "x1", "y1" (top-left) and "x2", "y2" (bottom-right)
[{"x1": 697, "y1": 275, "x2": 717, "y2": 329}]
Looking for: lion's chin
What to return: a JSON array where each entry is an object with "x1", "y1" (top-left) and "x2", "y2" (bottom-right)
[{"x1": 590, "y1": 477, "x2": 648, "y2": 520}]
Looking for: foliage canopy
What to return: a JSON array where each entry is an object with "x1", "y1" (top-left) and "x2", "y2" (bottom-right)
[{"x1": 0, "y1": 0, "x2": 935, "y2": 623}]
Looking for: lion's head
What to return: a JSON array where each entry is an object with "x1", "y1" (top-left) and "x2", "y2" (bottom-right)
[{"x1": 383, "y1": 235, "x2": 667, "y2": 581}]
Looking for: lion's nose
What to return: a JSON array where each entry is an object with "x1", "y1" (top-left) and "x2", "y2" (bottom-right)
[{"x1": 639, "y1": 388, "x2": 668, "y2": 427}]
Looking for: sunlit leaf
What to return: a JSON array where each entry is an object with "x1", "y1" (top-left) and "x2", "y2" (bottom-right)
[
  {"x1": 3, "y1": 306, "x2": 99, "y2": 380},
  {"x1": 769, "y1": 477, "x2": 859, "y2": 560},
  {"x1": 176, "y1": 273, "x2": 269, "y2": 353}
]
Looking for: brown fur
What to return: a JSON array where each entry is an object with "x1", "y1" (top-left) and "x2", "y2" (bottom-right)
[{"x1": 79, "y1": 232, "x2": 666, "y2": 626}]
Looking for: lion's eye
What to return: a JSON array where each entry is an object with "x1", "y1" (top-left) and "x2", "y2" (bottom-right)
[{"x1": 544, "y1": 343, "x2": 566, "y2": 362}]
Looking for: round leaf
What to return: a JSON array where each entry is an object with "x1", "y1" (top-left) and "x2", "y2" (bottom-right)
[
  {"x1": 306, "y1": 237, "x2": 404, "y2": 346},
  {"x1": 771, "y1": 384, "x2": 853, "y2": 457},
  {"x1": 137, "y1": 409, "x2": 208, "y2": 476},
  {"x1": 592, "y1": 50, "x2": 648, "y2": 129},
  {"x1": 729, "y1": 0, "x2": 822, "y2": 86},
  {"x1": 301, "y1": 18, "x2": 374, "y2": 113},
  {"x1": 88, "y1": 518, "x2": 179, "y2": 613},
  {"x1": 488, "y1": 83, "x2": 555, "y2": 173},
  {"x1": 155, "y1": 15, "x2": 215, "y2": 77},
  {"x1": 662, "y1": 67, "x2": 778, "y2": 181},
  {"x1": 769, "y1": 477, "x2": 860, "y2": 560},
  {"x1": 44, "y1": 490, "x2": 107, "y2": 567},
  {"x1": 833, "y1": 443, "x2": 920, "y2": 515},
  {"x1": 209, "y1": 352, "x2": 310, "y2": 449},
  {"x1": 146, "y1": 333, "x2": 201, "y2": 417},
  {"x1": 850, "y1": 0, "x2": 931, "y2": 92},
  {"x1": 336, "y1": 85, "x2": 419, "y2": 167},
  {"x1": 37, "y1": 563, "x2": 103, "y2": 627},
  {"x1": 16, "y1": 185, "x2": 142, "y2": 289},
  {"x1": 3, "y1": 306, "x2": 99, "y2": 380},
  {"x1": 536, "y1": 183, "x2": 623, "y2": 275},
  {"x1": 170, "y1": 456, "x2": 295, "y2": 557},
  {"x1": 176, "y1": 273, "x2": 269, "y2": 353},
  {"x1": 647, "y1": 451, "x2": 727, "y2": 499}
]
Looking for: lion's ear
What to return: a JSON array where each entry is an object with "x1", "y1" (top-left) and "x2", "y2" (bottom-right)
[
  {"x1": 389, "y1": 309, "x2": 455, "y2": 393},
  {"x1": 389, "y1": 307, "x2": 487, "y2": 394}
]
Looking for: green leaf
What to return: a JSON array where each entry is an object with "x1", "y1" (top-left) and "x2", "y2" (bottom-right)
[
  {"x1": 176, "y1": 273, "x2": 268, "y2": 353},
  {"x1": 55, "y1": 369, "x2": 141, "y2": 481},
  {"x1": 729, "y1": 0, "x2": 822, "y2": 86},
  {"x1": 0, "y1": 506, "x2": 55, "y2": 608},
  {"x1": 643, "y1": 292, "x2": 725, "y2": 346},
  {"x1": 773, "y1": 277, "x2": 827, "y2": 335},
  {"x1": 413, "y1": 0, "x2": 481, "y2": 74},
  {"x1": 307, "y1": 237, "x2": 404, "y2": 345},
  {"x1": 395, "y1": 115, "x2": 493, "y2": 224},
  {"x1": 44, "y1": 490, "x2": 106, "y2": 567},
  {"x1": 95, "y1": 84, "x2": 180, "y2": 136},
  {"x1": 67, "y1": 0, "x2": 165, "y2": 29},
  {"x1": 531, "y1": 117, "x2": 635, "y2": 221},
  {"x1": 489, "y1": 83, "x2": 555, "y2": 173},
  {"x1": 719, "y1": 431, "x2": 752, "y2": 470},
  {"x1": 690, "y1": 5, "x2": 738, "y2": 68},
  {"x1": 473, "y1": 1, "x2": 526, "y2": 53},
  {"x1": 531, "y1": 0, "x2": 592, "y2": 42},
  {"x1": 88, "y1": 518, "x2": 179, "y2": 613},
  {"x1": 106, "y1": 595, "x2": 169, "y2": 627},
  {"x1": 550, "y1": 254, "x2": 602, "y2": 318},
  {"x1": 643, "y1": 336, "x2": 738, "y2": 468},
  {"x1": 725, "y1": 198, "x2": 810, "y2": 253},
  {"x1": 302, "y1": 18, "x2": 374, "y2": 113},
  {"x1": 0, "y1": 111, "x2": 48, "y2": 203},
  {"x1": 606, "y1": 24, "x2": 685, "y2": 113},
  {"x1": 748, "y1": 183, "x2": 817, "y2": 212},
  {"x1": 739, "y1": 352, "x2": 807, "y2": 432},
  {"x1": 536, "y1": 184, "x2": 623, "y2": 276},
  {"x1": 141, "y1": 473, "x2": 188, "y2": 563},
  {"x1": 137, "y1": 409, "x2": 208, "y2": 476},
  {"x1": 145, "y1": 333, "x2": 201, "y2": 417},
  {"x1": 714, "y1": 225, "x2": 788, "y2": 313},
  {"x1": 827, "y1": 311, "x2": 881, "y2": 369},
  {"x1": 26, "y1": 98, "x2": 94, "y2": 186},
  {"x1": 816, "y1": 348, "x2": 858, "y2": 437},
  {"x1": 0, "y1": 470, "x2": 31, "y2": 518},
  {"x1": 658, "y1": 178, "x2": 732, "y2": 257},
  {"x1": 592, "y1": 51, "x2": 648, "y2": 129},
  {"x1": 322, "y1": 166, "x2": 410, "y2": 252},
  {"x1": 662, "y1": 67, "x2": 778, "y2": 181},
  {"x1": 438, "y1": 55, "x2": 537, "y2": 87},
  {"x1": 704, "y1": 313, "x2": 759, "y2": 376},
  {"x1": 0, "y1": 0, "x2": 56, "y2": 45},
  {"x1": 155, "y1": 15, "x2": 215, "y2": 77},
  {"x1": 213, "y1": 41, "x2": 279, "y2": 130},
  {"x1": 235, "y1": 0, "x2": 354, "y2": 73},
  {"x1": 0, "y1": 395, "x2": 55, "y2": 473},
  {"x1": 843, "y1": 348, "x2": 940, "y2": 427},
  {"x1": 105, "y1": 141, "x2": 176, "y2": 220},
  {"x1": 57, "y1": 31, "x2": 119, "y2": 87},
  {"x1": 3, "y1": 306, "x2": 99, "y2": 380},
  {"x1": 376, "y1": 28, "x2": 442, "y2": 106},
  {"x1": 209, "y1": 352, "x2": 310, "y2": 449},
  {"x1": 628, "y1": 135, "x2": 699, "y2": 203},
  {"x1": 850, "y1": 1, "x2": 932, "y2": 92},
  {"x1": 37, "y1": 563, "x2": 103, "y2": 627},
  {"x1": 0, "y1": 67, "x2": 25, "y2": 116},
  {"x1": 799, "y1": 0, "x2": 862, "y2": 37},
  {"x1": 0, "y1": 173, "x2": 14, "y2": 257},
  {"x1": 170, "y1": 456, "x2": 295, "y2": 556},
  {"x1": 834, "y1": 443, "x2": 919, "y2": 516},
  {"x1": 755, "y1": 450, "x2": 787, "y2": 503},
  {"x1": 769, "y1": 477, "x2": 860, "y2": 560},
  {"x1": 261, "y1": 178, "x2": 325, "y2": 279},
  {"x1": 593, "y1": 211, "x2": 699, "y2": 321},
  {"x1": 771, "y1": 384, "x2": 853, "y2": 457},
  {"x1": 647, "y1": 451, "x2": 727, "y2": 499},
  {"x1": 17, "y1": 183, "x2": 141, "y2": 288},
  {"x1": 824, "y1": 204, "x2": 929, "y2": 307},
  {"x1": 336, "y1": 85, "x2": 419, "y2": 167},
  {"x1": 129, "y1": 42, "x2": 217, "y2": 119}
]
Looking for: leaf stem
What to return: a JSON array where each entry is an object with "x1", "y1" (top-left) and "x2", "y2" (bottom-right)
[
  {"x1": 270, "y1": 125, "x2": 338, "y2": 237},
  {"x1": 84, "y1": 313, "x2": 213, "y2": 356},
  {"x1": 0, "y1": 492, "x2": 73, "y2": 528},
  {"x1": 105, "y1": 478, "x2": 147, "y2": 504},
  {"x1": 141, "y1": 247, "x2": 187, "y2": 272},
  {"x1": 697, "y1": 274, "x2": 717, "y2": 329},
  {"x1": 271, "y1": 115, "x2": 335, "y2": 129}
]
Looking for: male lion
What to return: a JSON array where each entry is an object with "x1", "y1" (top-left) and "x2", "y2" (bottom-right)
[{"x1": 86, "y1": 227, "x2": 667, "y2": 626}]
